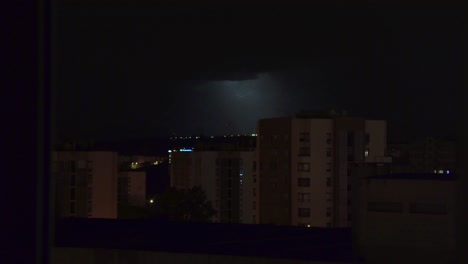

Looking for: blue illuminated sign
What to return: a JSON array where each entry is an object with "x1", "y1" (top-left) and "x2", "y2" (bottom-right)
[{"x1": 180, "y1": 148, "x2": 192, "y2": 152}]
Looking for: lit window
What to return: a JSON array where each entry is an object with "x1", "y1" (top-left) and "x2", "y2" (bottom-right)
[
  {"x1": 438, "y1": 170, "x2": 444, "y2": 174},
  {"x1": 365, "y1": 149, "x2": 369, "y2": 157}
]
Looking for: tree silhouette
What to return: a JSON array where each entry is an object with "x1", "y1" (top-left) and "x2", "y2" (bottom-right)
[{"x1": 149, "y1": 187, "x2": 216, "y2": 222}]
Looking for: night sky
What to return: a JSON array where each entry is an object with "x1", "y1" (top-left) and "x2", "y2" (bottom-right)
[{"x1": 55, "y1": 2, "x2": 462, "y2": 142}]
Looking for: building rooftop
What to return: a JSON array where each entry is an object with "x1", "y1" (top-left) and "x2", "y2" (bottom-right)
[
  {"x1": 55, "y1": 218, "x2": 356, "y2": 262},
  {"x1": 367, "y1": 173, "x2": 457, "y2": 181}
]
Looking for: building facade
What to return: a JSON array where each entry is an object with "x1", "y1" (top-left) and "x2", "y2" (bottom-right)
[
  {"x1": 387, "y1": 137, "x2": 456, "y2": 174},
  {"x1": 118, "y1": 170, "x2": 146, "y2": 207},
  {"x1": 256, "y1": 114, "x2": 386, "y2": 227},
  {"x1": 170, "y1": 149, "x2": 255, "y2": 224},
  {"x1": 52, "y1": 151, "x2": 118, "y2": 219},
  {"x1": 354, "y1": 173, "x2": 456, "y2": 264}
]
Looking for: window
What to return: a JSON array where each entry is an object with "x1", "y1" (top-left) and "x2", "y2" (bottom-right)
[
  {"x1": 298, "y1": 208, "x2": 310, "y2": 217},
  {"x1": 326, "y1": 138, "x2": 332, "y2": 145},
  {"x1": 87, "y1": 201, "x2": 92, "y2": 213},
  {"x1": 347, "y1": 132, "x2": 355, "y2": 147},
  {"x1": 70, "y1": 174, "x2": 76, "y2": 187},
  {"x1": 326, "y1": 178, "x2": 332, "y2": 187},
  {"x1": 326, "y1": 207, "x2": 331, "y2": 217},
  {"x1": 70, "y1": 160, "x2": 76, "y2": 172},
  {"x1": 299, "y1": 132, "x2": 310, "y2": 142},
  {"x1": 70, "y1": 202, "x2": 75, "y2": 215},
  {"x1": 298, "y1": 163, "x2": 310, "y2": 172},
  {"x1": 409, "y1": 203, "x2": 448, "y2": 215},
  {"x1": 253, "y1": 188, "x2": 256, "y2": 197},
  {"x1": 299, "y1": 147, "x2": 310, "y2": 157},
  {"x1": 364, "y1": 149, "x2": 369, "y2": 157},
  {"x1": 326, "y1": 149, "x2": 332, "y2": 157},
  {"x1": 298, "y1": 193, "x2": 310, "y2": 202},
  {"x1": 70, "y1": 188, "x2": 75, "y2": 200},
  {"x1": 368, "y1": 202, "x2": 403, "y2": 213},
  {"x1": 365, "y1": 133, "x2": 370, "y2": 145},
  {"x1": 253, "y1": 201, "x2": 256, "y2": 210},
  {"x1": 253, "y1": 161, "x2": 256, "y2": 170},
  {"x1": 298, "y1": 178, "x2": 310, "y2": 187},
  {"x1": 347, "y1": 184, "x2": 351, "y2": 191},
  {"x1": 326, "y1": 162, "x2": 332, "y2": 172},
  {"x1": 87, "y1": 187, "x2": 92, "y2": 200}
]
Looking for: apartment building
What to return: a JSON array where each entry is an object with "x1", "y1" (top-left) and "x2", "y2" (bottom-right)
[
  {"x1": 52, "y1": 151, "x2": 118, "y2": 219},
  {"x1": 170, "y1": 147, "x2": 255, "y2": 224},
  {"x1": 256, "y1": 113, "x2": 386, "y2": 227}
]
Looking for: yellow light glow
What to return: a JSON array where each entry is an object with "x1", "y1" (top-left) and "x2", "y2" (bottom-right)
[
  {"x1": 307, "y1": 224, "x2": 311, "y2": 228},
  {"x1": 149, "y1": 199, "x2": 154, "y2": 204}
]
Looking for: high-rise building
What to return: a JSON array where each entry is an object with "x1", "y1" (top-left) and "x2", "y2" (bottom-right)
[
  {"x1": 52, "y1": 151, "x2": 118, "y2": 219},
  {"x1": 170, "y1": 145, "x2": 255, "y2": 224},
  {"x1": 256, "y1": 113, "x2": 386, "y2": 227}
]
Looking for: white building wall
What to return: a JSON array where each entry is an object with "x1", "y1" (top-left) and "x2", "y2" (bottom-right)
[
  {"x1": 365, "y1": 120, "x2": 387, "y2": 163},
  {"x1": 291, "y1": 118, "x2": 333, "y2": 227},
  {"x1": 88, "y1": 152, "x2": 118, "y2": 219}
]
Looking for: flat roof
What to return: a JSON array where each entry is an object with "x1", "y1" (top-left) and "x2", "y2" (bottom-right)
[
  {"x1": 367, "y1": 173, "x2": 457, "y2": 181},
  {"x1": 55, "y1": 218, "x2": 356, "y2": 262}
]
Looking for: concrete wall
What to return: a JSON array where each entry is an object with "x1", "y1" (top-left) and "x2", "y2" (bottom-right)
[
  {"x1": 52, "y1": 247, "x2": 349, "y2": 264},
  {"x1": 358, "y1": 179, "x2": 456, "y2": 263},
  {"x1": 88, "y1": 152, "x2": 118, "y2": 219}
]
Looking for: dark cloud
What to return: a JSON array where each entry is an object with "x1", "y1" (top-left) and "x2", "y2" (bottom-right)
[{"x1": 55, "y1": 3, "x2": 462, "y2": 141}]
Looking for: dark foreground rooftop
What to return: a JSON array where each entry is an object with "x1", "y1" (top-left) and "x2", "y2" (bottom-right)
[
  {"x1": 55, "y1": 218, "x2": 356, "y2": 262},
  {"x1": 368, "y1": 173, "x2": 457, "y2": 181}
]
